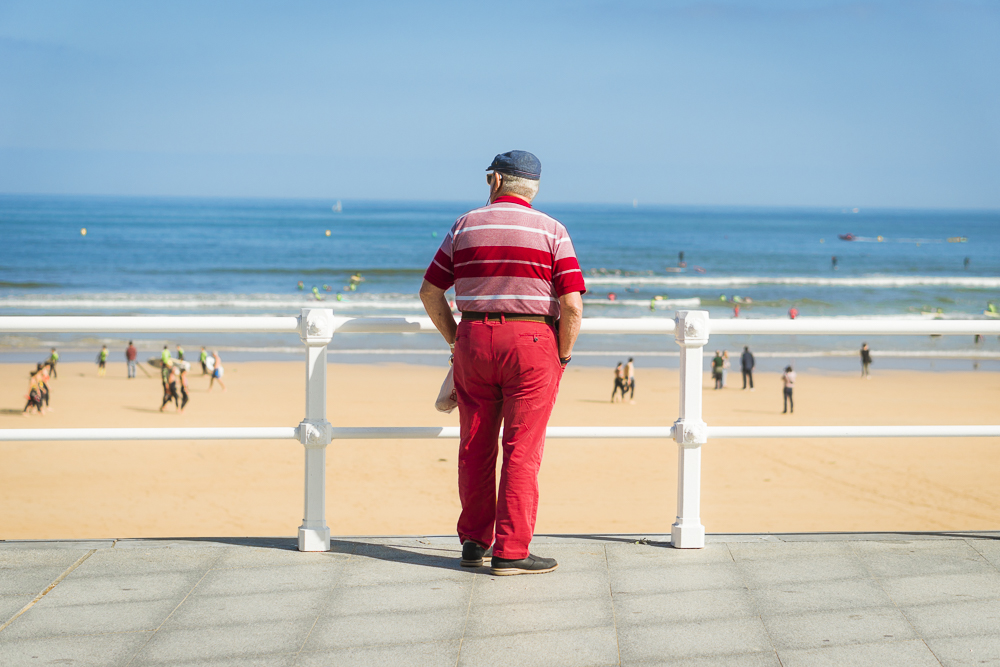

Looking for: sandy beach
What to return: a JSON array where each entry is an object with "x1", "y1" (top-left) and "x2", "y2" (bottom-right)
[{"x1": 1, "y1": 359, "x2": 998, "y2": 540}]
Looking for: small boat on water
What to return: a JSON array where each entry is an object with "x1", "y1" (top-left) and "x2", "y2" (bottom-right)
[{"x1": 838, "y1": 233, "x2": 856, "y2": 241}]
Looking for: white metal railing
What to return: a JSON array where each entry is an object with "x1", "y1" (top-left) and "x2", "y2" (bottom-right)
[{"x1": 2, "y1": 309, "x2": 999, "y2": 551}]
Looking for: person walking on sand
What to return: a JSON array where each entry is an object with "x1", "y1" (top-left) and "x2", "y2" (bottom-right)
[
  {"x1": 97, "y1": 345, "x2": 108, "y2": 376},
  {"x1": 160, "y1": 365, "x2": 179, "y2": 411},
  {"x1": 207, "y1": 351, "x2": 226, "y2": 392},
  {"x1": 35, "y1": 363, "x2": 51, "y2": 413},
  {"x1": 625, "y1": 357, "x2": 636, "y2": 403},
  {"x1": 782, "y1": 365, "x2": 796, "y2": 414},
  {"x1": 712, "y1": 350, "x2": 724, "y2": 389},
  {"x1": 47, "y1": 348, "x2": 59, "y2": 379},
  {"x1": 199, "y1": 347, "x2": 208, "y2": 375},
  {"x1": 721, "y1": 351, "x2": 730, "y2": 388},
  {"x1": 741, "y1": 346, "x2": 755, "y2": 390},
  {"x1": 860, "y1": 343, "x2": 872, "y2": 379},
  {"x1": 419, "y1": 150, "x2": 585, "y2": 576},
  {"x1": 23, "y1": 369, "x2": 43, "y2": 416},
  {"x1": 126, "y1": 341, "x2": 137, "y2": 379},
  {"x1": 179, "y1": 366, "x2": 190, "y2": 413},
  {"x1": 611, "y1": 362, "x2": 626, "y2": 402}
]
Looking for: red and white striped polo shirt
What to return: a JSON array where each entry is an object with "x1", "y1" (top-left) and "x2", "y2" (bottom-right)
[{"x1": 424, "y1": 196, "x2": 587, "y2": 318}]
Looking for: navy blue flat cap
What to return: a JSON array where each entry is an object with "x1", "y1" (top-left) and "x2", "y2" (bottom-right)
[{"x1": 486, "y1": 150, "x2": 541, "y2": 180}]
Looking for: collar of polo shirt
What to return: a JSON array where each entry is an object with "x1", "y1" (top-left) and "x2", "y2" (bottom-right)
[{"x1": 492, "y1": 195, "x2": 532, "y2": 208}]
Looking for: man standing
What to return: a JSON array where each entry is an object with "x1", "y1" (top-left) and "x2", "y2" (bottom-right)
[
  {"x1": 48, "y1": 348, "x2": 59, "y2": 379},
  {"x1": 125, "y1": 341, "x2": 137, "y2": 379},
  {"x1": 420, "y1": 150, "x2": 585, "y2": 576},
  {"x1": 741, "y1": 345, "x2": 755, "y2": 390}
]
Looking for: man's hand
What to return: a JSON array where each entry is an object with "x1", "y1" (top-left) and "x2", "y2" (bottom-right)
[
  {"x1": 558, "y1": 291, "x2": 583, "y2": 363},
  {"x1": 419, "y1": 279, "x2": 457, "y2": 345}
]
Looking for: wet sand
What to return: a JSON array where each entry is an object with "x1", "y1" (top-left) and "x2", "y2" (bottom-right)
[{"x1": 1, "y1": 360, "x2": 998, "y2": 540}]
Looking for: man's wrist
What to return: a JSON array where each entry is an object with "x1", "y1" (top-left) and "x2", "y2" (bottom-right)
[{"x1": 559, "y1": 355, "x2": 572, "y2": 367}]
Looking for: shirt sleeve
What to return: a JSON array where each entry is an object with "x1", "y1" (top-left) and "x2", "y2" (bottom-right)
[
  {"x1": 423, "y1": 229, "x2": 455, "y2": 290},
  {"x1": 552, "y1": 225, "x2": 587, "y2": 296}
]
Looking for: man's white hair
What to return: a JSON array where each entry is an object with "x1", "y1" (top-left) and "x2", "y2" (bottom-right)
[{"x1": 497, "y1": 173, "x2": 540, "y2": 201}]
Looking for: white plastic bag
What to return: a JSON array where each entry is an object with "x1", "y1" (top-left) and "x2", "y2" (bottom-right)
[{"x1": 435, "y1": 365, "x2": 458, "y2": 413}]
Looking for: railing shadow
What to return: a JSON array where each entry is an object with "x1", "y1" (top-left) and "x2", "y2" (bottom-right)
[{"x1": 115, "y1": 536, "x2": 480, "y2": 572}]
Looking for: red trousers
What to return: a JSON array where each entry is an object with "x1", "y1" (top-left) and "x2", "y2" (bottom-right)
[{"x1": 453, "y1": 318, "x2": 563, "y2": 560}]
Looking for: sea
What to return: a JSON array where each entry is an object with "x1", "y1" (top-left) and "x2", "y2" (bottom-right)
[{"x1": 2, "y1": 194, "x2": 998, "y2": 372}]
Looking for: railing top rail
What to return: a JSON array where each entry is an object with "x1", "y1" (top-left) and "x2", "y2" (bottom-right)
[
  {"x1": 708, "y1": 318, "x2": 1000, "y2": 336},
  {"x1": 1, "y1": 313, "x2": 998, "y2": 336},
  {"x1": 0, "y1": 315, "x2": 300, "y2": 334}
]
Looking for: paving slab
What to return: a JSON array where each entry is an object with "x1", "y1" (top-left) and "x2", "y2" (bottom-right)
[
  {"x1": 304, "y1": 607, "x2": 468, "y2": 650},
  {"x1": 298, "y1": 641, "x2": 461, "y2": 667},
  {"x1": 458, "y1": 626, "x2": 620, "y2": 667},
  {"x1": 748, "y1": 577, "x2": 894, "y2": 616},
  {"x1": 0, "y1": 547, "x2": 92, "y2": 595},
  {"x1": 967, "y1": 539, "x2": 1000, "y2": 570},
  {"x1": 130, "y1": 620, "x2": 311, "y2": 664},
  {"x1": 923, "y1": 634, "x2": 1000, "y2": 666},
  {"x1": 0, "y1": 631, "x2": 153, "y2": 667},
  {"x1": 633, "y1": 654, "x2": 781, "y2": 667},
  {"x1": 880, "y1": 571, "x2": 1000, "y2": 606},
  {"x1": 466, "y1": 594, "x2": 615, "y2": 637},
  {"x1": 617, "y1": 616, "x2": 772, "y2": 662},
  {"x1": 614, "y1": 587, "x2": 756, "y2": 624},
  {"x1": 851, "y1": 539, "x2": 997, "y2": 578},
  {"x1": 776, "y1": 639, "x2": 942, "y2": 666},
  {"x1": 901, "y1": 598, "x2": 1000, "y2": 638},
  {"x1": 761, "y1": 606, "x2": 916, "y2": 650},
  {"x1": 609, "y1": 560, "x2": 745, "y2": 596},
  {"x1": 0, "y1": 594, "x2": 31, "y2": 621}
]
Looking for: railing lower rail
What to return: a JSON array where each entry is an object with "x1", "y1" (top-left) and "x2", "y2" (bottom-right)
[{"x1": 3, "y1": 309, "x2": 1000, "y2": 551}]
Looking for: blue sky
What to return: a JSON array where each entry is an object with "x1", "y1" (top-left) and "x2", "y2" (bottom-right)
[{"x1": 0, "y1": 0, "x2": 997, "y2": 207}]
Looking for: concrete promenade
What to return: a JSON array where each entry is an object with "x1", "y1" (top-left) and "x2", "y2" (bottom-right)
[{"x1": 1, "y1": 532, "x2": 999, "y2": 666}]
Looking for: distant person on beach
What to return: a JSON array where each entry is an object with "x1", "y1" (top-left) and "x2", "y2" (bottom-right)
[
  {"x1": 160, "y1": 366, "x2": 179, "y2": 411},
  {"x1": 419, "y1": 149, "x2": 584, "y2": 576},
  {"x1": 97, "y1": 345, "x2": 108, "y2": 376},
  {"x1": 741, "y1": 346, "x2": 755, "y2": 390},
  {"x1": 208, "y1": 351, "x2": 226, "y2": 392},
  {"x1": 161, "y1": 345, "x2": 171, "y2": 367},
  {"x1": 126, "y1": 341, "x2": 137, "y2": 379},
  {"x1": 36, "y1": 363, "x2": 51, "y2": 412},
  {"x1": 176, "y1": 344, "x2": 185, "y2": 361},
  {"x1": 712, "y1": 351, "x2": 724, "y2": 389},
  {"x1": 23, "y1": 368, "x2": 43, "y2": 416},
  {"x1": 611, "y1": 362, "x2": 626, "y2": 402},
  {"x1": 831, "y1": 256, "x2": 838, "y2": 270},
  {"x1": 47, "y1": 348, "x2": 58, "y2": 379},
  {"x1": 625, "y1": 357, "x2": 636, "y2": 403},
  {"x1": 179, "y1": 366, "x2": 190, "y2": 413},
  {"x1": 200, "y1": 347, "x2": 208, "y2": 375},
  {"x1": 733, "y1": 304, "x2": 740, "y2": 318},
  {"x1": 782, "y1": 365, "x2": 796, "y2": 413},
  {"x1": 861, "y1": 343, "x2": 872, "y2": 378},
  {"x1": 788, "y1": 306, "x2": 798, "y2": 319},
  {"x1": 721, "y1": 351, "x2": 730, "y2": 387}
]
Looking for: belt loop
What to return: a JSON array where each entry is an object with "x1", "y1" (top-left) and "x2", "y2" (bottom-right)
[{"x1": 500, "y1": 313, "x2": 505, "y2": 324}]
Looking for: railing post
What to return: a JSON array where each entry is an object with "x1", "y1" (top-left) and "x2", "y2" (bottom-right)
[
  {"x1": 671, "y1": 310, "x2": 709, "y2": 548},
  {"x1": 297, "y1": 308, "x2": 335, "y2": 552}
]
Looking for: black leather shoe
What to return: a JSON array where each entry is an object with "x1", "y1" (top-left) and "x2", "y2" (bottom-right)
[
  {"x1": 461, "y1": 540, "x2": 488, "y2": 567},
  {"x1": 490, "y1": 553, "x2": 558, "y2": 576}
]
